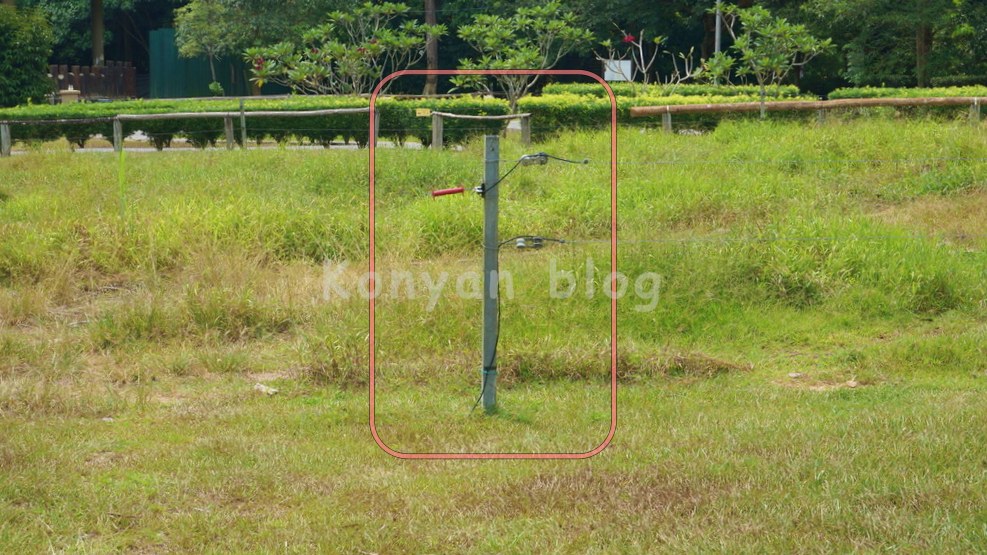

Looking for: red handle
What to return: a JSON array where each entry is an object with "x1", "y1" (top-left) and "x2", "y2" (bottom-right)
[{"x1": 431, "y1": 187, "x2": 466, "y2": 198}]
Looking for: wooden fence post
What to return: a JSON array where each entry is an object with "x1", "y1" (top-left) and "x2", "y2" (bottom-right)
[
  {"x1": 520, "y1": 115, "x2": 531, "y2": 146},
  {"x1": 112, "y1": 118, "x2": 123, "y2": 153},
  {"x1": 0, "y1": 124, "x2": 11, "y2": 157},
  {"x1": 431, "y1": 113, "x2": 443, "y2": 149},
  {"x1": 970, "y1": 99, "x2": 981, "y2": 124},
  {"x1": 817, "y1": 109, "x2": 827, "y2": 125},
  {"x1": 662, "y1": 112, "x2": 673, "y2": 133},
  {"x1": 224, "y1": 116, "x2": 235, "y2": 150}
]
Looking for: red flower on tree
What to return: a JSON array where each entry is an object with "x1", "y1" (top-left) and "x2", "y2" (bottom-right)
[{"x1": 622, "y1": 34, "x2": 636, "y2": 44}]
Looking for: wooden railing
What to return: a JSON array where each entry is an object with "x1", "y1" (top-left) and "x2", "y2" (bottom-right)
[
  {"x1": 0, "y1": 108, "x2": 375, "y2": 156},
  {"x1": 430, "y1": 111, "x2": 531, "y2": 149},
  {"x1": 630, "y1": 96, "x2": 987, "y2": 131}
]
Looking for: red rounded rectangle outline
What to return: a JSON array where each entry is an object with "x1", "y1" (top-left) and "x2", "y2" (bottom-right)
[{"x1": 369, "y1": 69, "x2": 617, "y2": 459}]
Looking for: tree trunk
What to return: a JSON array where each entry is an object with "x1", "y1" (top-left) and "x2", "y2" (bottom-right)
[
  {"x1": 701, "y1": 11, "x2": 716, "y2": 60},
  {"x1": 91, "y1": 0, "x2": 105, "y2": 66},
  {"x1": 915, "y1": 24, "x2": 932, "y2": 87},
  {"x1": 422, "y1": 0, "x2": 439, "y2": 95}
]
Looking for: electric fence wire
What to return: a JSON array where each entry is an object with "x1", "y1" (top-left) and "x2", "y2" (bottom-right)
[
  {"x1": 469, "y1": 234, "x2": 568, "y2": 413},
  {"x1": 480, "y1": 158, "x2": 523, "y2": 196}
]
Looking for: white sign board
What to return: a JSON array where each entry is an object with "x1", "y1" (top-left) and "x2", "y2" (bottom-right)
[{"x1": 603, "y1": 59, "x2": 633, "y2": 82}]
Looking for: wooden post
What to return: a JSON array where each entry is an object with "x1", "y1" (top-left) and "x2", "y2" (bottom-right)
[
  {"x1": 0, "y1": 124, "x2": 11, "y2": 157},
  {"x1": 970, "y1": 98, "x2": 981, "y2": 124},
  {"x1": 662, "y1": 112, "x2": 673, "y2": 133},
  {"x1": 224, "y1": 116, "x2": 235, "y2": 150},
  {"x1": 817, "y1": 109, "x2": 826, "y2": 125},
  {"x1": 431, "y1": 113, "x2": 443, "y2": 149},
  {"x1": 520, "y1": 115, "x2": 531, "y2": 146},
  {"x1": 112, "y1": 118, "x2": 123, "y2": 153},
  {"x1": 239, "y1": 99, "x2": 247, "y2": 149}
]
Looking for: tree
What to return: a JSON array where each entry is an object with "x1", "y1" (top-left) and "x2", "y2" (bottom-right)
[
  {"x1": 20, "y1": 0, "x2": 181, "y2": 72},
  {"x1": 175, "y1": 0, "x2": 238, "y2": 89},
  {"x1": 594, "y1": 25, "x2": 703, "y2": 94},
  {"x1": 452, "y1": 1, "x2": 592, "y2": 112},
  {"x1": 804, "y1": 0, "x2": 962, "y2": 87},
  {"x1": 245, "y1": 2, "x2": 444, "y2": 95},
  {"x1": 0, "y1": 5, "x2": 54, "y2": 107},
  {"x1": 719, "y1": 5, "x2": 831, "y2": 117},
  {"x1": 422, "y1": 0, "x2": 438, "y2": 95},
  {"x1": 91, "y1": 0, "x2": 103, "y2": 66},
  {"x1": 595, "y1": 29, "x2": 663, "y2": 86}
]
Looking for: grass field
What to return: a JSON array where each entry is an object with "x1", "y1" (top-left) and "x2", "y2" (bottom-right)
[{"x1": 2, "y1": 117, "x2": 987, "y2": 552}]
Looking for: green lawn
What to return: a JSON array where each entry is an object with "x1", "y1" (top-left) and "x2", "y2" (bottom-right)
[{"x1": 2, "y1": 117, "x2": 987, "y2": 552}]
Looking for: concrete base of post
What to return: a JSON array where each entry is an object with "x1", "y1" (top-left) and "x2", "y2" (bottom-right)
[
  {"x1": 224, "y1": 116, "x2": 235, "y2": 150},
  {"x1": 481, "y1": 368, "x2": 497, "y2": 414},
  {"x1": 112, "y1": 119, "x2": 123, "y2": 153},
  {"x1": 431, "y1": 113, "x2": 443, "y2": 149}
]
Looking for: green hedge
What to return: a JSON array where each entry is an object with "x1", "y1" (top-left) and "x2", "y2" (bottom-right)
[
  {"x1": 541, "y1": 82, "x2": 804, "y2": 99},
  {"x1": 829, "y1": 86, "x2": 987, "y2": 99},
  {"x1": 930, "y1": 76, "x2": 987, "y2": 88},
  {"x1": 0, "y1": 96, "x2": 509, "y2": 149},
  {"x1": 519, "y1": 92, "x2": 816, "y2": 139},
  {"x1": 18, "y1": 85, "x2": 973, "y2": 149}
]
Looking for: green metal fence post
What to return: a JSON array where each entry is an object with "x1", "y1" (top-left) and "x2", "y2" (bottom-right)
[{"x1": 481, "y1": 135, "x2": 500, "y2": 414}]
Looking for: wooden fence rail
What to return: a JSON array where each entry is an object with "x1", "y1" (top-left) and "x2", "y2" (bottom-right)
[
  {"x1": 630, "y1": 96, "x2": 987, "y2": 132},
  {"x1": 0, "y1": 108, "x2": 376, "y2": 156},
  {"x1": 430, "y1": 111, "x2": 531, "y2": 149}
]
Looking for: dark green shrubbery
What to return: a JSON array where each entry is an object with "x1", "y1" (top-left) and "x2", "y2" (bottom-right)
[
  {"x1": 0, "y1": 96, "x2": 509, "y2": 148},
  {"x1": 0, "y1": 6, "x2": 55, "y2": 108}
]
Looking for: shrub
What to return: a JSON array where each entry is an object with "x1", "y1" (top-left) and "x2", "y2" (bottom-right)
[
  {"x1": 541, "y1": 82, "x2": 803, "y2": 99},
  {"x1": 930, "y1": 75, "x2": 987, "y2": 87},
  {"x1": 0, "y1": 96, "x2": 510, "y2": 148},
  {"x1": 829, "y1": 86, "x2": 987, "y2": 99},
  {"x1": 0, "y1": 6, "x2": 55, "y2": 108},
  {"x1": 518, "y1": 92, "x2": 814, "y2": 139}
]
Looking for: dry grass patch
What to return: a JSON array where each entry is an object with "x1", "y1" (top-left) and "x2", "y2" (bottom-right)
[
  {"x1": 460, "y1": 467, "x2": 708, "y2": 520},
  {"x1": 874, "y1": 189, "x2": 987, "y2": 246},
  {"x1": 617, "y1": 348, "x2": 753, "y2": 381}
]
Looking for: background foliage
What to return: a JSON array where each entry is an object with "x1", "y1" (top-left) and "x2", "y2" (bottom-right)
[{"x1": 0, "y1": 6, "x2": 55, "y2": 108}]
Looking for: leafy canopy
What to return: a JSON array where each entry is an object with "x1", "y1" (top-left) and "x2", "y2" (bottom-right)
[
  {"x1": 244, "y1": 2, "x2": 444, "y2": 95},
  {"x1": 719, "y1": 5, "x2": 831, "y2": 104},
  {"x1": 0, "y1": 5, "x2": 55, "y2": 107},
  {"x1": 452, "y1": 1, "x2": 593, "y2": 112}
]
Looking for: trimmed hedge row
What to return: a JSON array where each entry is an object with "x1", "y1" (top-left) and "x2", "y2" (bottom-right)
[
  {"x1": 21, "y1": 85, "x2": 976, "y2": 148},
  {"x1": 519, "y1": 92, "x2": 817, "y2": 138},
  {"x1": 541, "y1": 82, "x2": 804, "y2": 98},
  {"x1": 1, "y1": 92, "x2": 820, "y2": 147},
  {"x1": 829, "y1": 86, "x2": 987, "y2": 100},
  {"x1": 0, "y1": 96, "x2": 510, "y2": 149}
]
